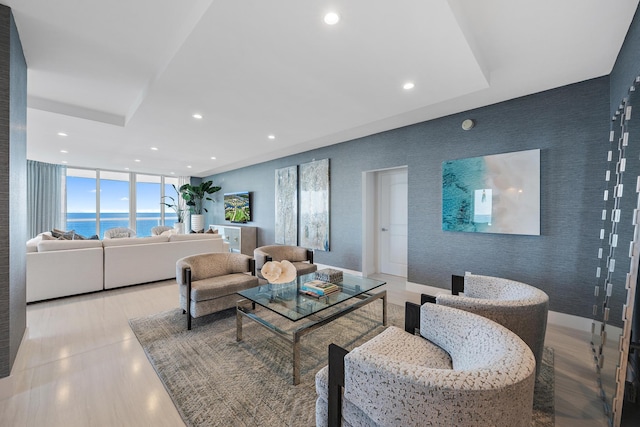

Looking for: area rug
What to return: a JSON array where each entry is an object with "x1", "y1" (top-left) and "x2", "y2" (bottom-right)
[{"x1": 129, "y1": 302, "x2": 554, "y2": 426}]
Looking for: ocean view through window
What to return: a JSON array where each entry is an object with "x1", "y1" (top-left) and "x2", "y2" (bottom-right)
[{"x1": 66, "y1": 169, "x2": 182, "y2": 238}]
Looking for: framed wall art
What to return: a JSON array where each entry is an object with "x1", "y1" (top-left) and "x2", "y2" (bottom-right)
[{"x1": 442, "y1": 149, "x2": 540, "y2": 235}]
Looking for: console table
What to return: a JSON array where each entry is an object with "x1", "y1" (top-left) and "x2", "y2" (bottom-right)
[{"x1": 210, "y1": 224, "x2": 257, "y2": 256}]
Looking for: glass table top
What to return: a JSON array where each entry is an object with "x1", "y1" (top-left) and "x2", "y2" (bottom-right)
[{"x1": 237, "y1": 272, "x2": 386, "y2": 321}]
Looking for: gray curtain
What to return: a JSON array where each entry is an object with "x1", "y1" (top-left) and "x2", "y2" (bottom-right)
[{"x1": 27, "y1": 160, "x2": 66, "y2": 238}]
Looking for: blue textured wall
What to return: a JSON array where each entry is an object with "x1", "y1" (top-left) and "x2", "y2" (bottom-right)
[
  {"x1": 0, "y1": 5, "x2": 26, "y2": 378},
  {"x1": 611, "y1": 5, "x2": 640, "y2": 117},
  {"x1": 206, "y1": 77, "x2": 610, "y2": 320},
  {"x1": 609, "y1": 0, "x2": 640, "y2": 372}
]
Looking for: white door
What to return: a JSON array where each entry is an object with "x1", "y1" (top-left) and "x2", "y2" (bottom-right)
[{"x1": 378, "y1": 169, "x2": 408, "y2": 277}]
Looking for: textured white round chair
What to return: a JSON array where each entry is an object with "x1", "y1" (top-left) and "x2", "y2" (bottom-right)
[
  {"x1": 103, "y1": 227, "x2": 136, "y2": 239},
  {"x1": 437, "y1": 273, "x2": 549, "y2": 377},
  {"x1": 151, "y1": 225, "x2": 173, "y2": 236},
  {"x1": 316, "y1": 303, "x2": 536, "y2": 427}
]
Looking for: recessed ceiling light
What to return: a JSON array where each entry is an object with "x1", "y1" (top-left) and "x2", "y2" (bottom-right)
[
  {"x1": 324, "y1": 12, "x2": 340, "y2": 25},
  {"x1": 192, "y1": 113, "x2": 203, "y2": 119},
  {"x1": 57, "y1": 132, "x2": 68, "y2": 137},
  {"x1": 61, "y1": 161, "x2": 68, "y2": 164},
  {"x1": 134, "y1": 159, "x2": 141, "y2": 162},
  {"x1": 151, "y1": 147, "x2": 158, "y2": 151},
  {"x1": 268, "y1": 135, "x2": 275, "y2": 140},
  {"x1": 170, "y1": 172, "x2": 175, "y2": 175},
  {"x1": 210, "y1": 156, "x2": 216, "y2": 160},
  {"x1": 60, "y1": 149, "x2": 68, "y2": 153},
  {"x1": 187, "y1": 165, "x2": 192, "y2": 169},
  {"x1": 403, "y1": 82, "x2": 415, "y2": 90},
  {"x1": 125, "y1": 167, "x2": 130, "y2": 171}
]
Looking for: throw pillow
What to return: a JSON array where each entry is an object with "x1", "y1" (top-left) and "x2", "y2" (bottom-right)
[
  {"x1": 51, "y1": 228, "x2": 66, "y2": 237},
  {"x1": 41, "y1": 233, "x2": 61, "y2": 241},
  {"x1": 51, "y1": 229, "x2": 76, "y2": 240},
  {"x1": 112, "y1": 232, "x2": 130, "y2": 238},
  {"x1": 206, "y1": 228, "x2": 219, "y2": 234}
]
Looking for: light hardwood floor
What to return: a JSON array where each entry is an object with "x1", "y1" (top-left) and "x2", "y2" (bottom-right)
[{"x1": 0, "y1": 274, "x2": 611, "y2": 426}]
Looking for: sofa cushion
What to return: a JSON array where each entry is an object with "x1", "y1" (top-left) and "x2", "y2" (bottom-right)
[
  {"x1": 183, "y1": 273, "x2": 259, "y2": 301},
  {"x1": 101, "y1": 235, "x2": 169, "y2": 247},
  {"x1": 37, "y1": 239, "x2": 103, "y2": 252},
  {"x1": 26, "y1": 233, "x2": 51, "y2": 252},
  {"x1": 169, "y1": 233, "x2": 221, "y2": 242}
]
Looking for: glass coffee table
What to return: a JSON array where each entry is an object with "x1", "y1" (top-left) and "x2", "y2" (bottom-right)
[{"x1": 236, "y1": 272, "x2": 387, "y2": 385}]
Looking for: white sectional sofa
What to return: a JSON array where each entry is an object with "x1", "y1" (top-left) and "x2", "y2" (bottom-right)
[
  {"x1": 103, "y1": 234, "x2": 228, "y2": 289},
  {"x1": 27, "y1": 239, "x2": 104, "y2": 303},
  {"x1": 27, "y1": 233, "x2": 229, "y2": 302}
]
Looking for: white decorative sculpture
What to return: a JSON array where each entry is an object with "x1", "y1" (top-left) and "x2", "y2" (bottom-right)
[{"x1": 260, "y1": 260, "x2": 296, "y2": 284}]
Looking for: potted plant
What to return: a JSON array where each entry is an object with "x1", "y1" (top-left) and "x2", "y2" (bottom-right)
[
  {"x1": 161, "y1": 184, "x2": 186, "y2": 234},
  {"x1": 179, "y1": 180, "x2": 221, "y2": 232}
]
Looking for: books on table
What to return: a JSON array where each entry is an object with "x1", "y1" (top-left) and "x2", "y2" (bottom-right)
[{"x1": 300, "y1": 280, "x2": 340, "y2": 297}]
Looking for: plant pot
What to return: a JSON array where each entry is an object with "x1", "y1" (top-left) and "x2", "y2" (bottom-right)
[
  {"x1": 190, "y1": 214, "x2": 204, "y2": 233},
  {"x1": 174, "y1": 222, "x2": 185, "y2": 234}
]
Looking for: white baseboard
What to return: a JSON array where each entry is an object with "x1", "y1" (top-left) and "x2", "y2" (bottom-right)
[{"x1": 406, "y1": 281, "x2": 452, "y2": 297}]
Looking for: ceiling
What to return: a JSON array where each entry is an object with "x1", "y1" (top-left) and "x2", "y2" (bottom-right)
[{"x1": 6, "y1": 0, "x2": 639, "y2": 177}]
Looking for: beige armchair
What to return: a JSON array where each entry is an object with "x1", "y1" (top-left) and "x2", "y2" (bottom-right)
[
  {"x1": 253, "y1": 245, "x2": 316, "y2": 281},
  {"x1": 176, "y1": 252, "x2": 258, "y2": 330}
]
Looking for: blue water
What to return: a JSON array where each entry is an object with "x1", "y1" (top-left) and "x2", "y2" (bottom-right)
[
  {"x1": 441, "y1": 156, "x2": 487, "y2": 232},
  {"x1": 66, "y1": 212, "x2": 178, "y2": 238}
]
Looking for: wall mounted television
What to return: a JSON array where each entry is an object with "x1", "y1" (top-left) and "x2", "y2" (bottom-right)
[{"x1": 224, "y1": 191, "x2": 251, "y2": 223}]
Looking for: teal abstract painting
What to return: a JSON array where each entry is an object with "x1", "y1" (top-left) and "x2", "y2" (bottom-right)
[{"x1": 442, "y1": 149, "x2": 540, "y2": 235}]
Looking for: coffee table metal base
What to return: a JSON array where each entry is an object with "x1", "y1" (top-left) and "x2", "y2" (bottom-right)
[{"x1": 236, "y1": 290, "x2": 387, "y2": 385}]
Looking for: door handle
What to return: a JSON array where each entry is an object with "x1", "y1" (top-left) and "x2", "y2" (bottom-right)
[{"x1": 381, "y1": 228, "x2": 388, "y2": 231}]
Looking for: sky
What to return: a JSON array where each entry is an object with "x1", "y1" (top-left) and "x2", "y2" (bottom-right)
[{"x1": 67, "y1": 176, "x2": 174, "y2": 213}]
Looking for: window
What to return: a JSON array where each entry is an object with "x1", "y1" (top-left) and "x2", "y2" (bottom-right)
[
  {"x1": 164, "y1": 176, "x2": 180, "y2": 225},
  {"x1": 65, "y1": 169, "x2": 98, "y2": 237},
  {"x1": 100, "y1": 171, "x2": 130, "y2": 238},
  {"x1": 136, "y1": 174, "x2": 162, "y2": 236},
  {"x1": 65, "y1": 168, "x2": 182, "y2": 238}
]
